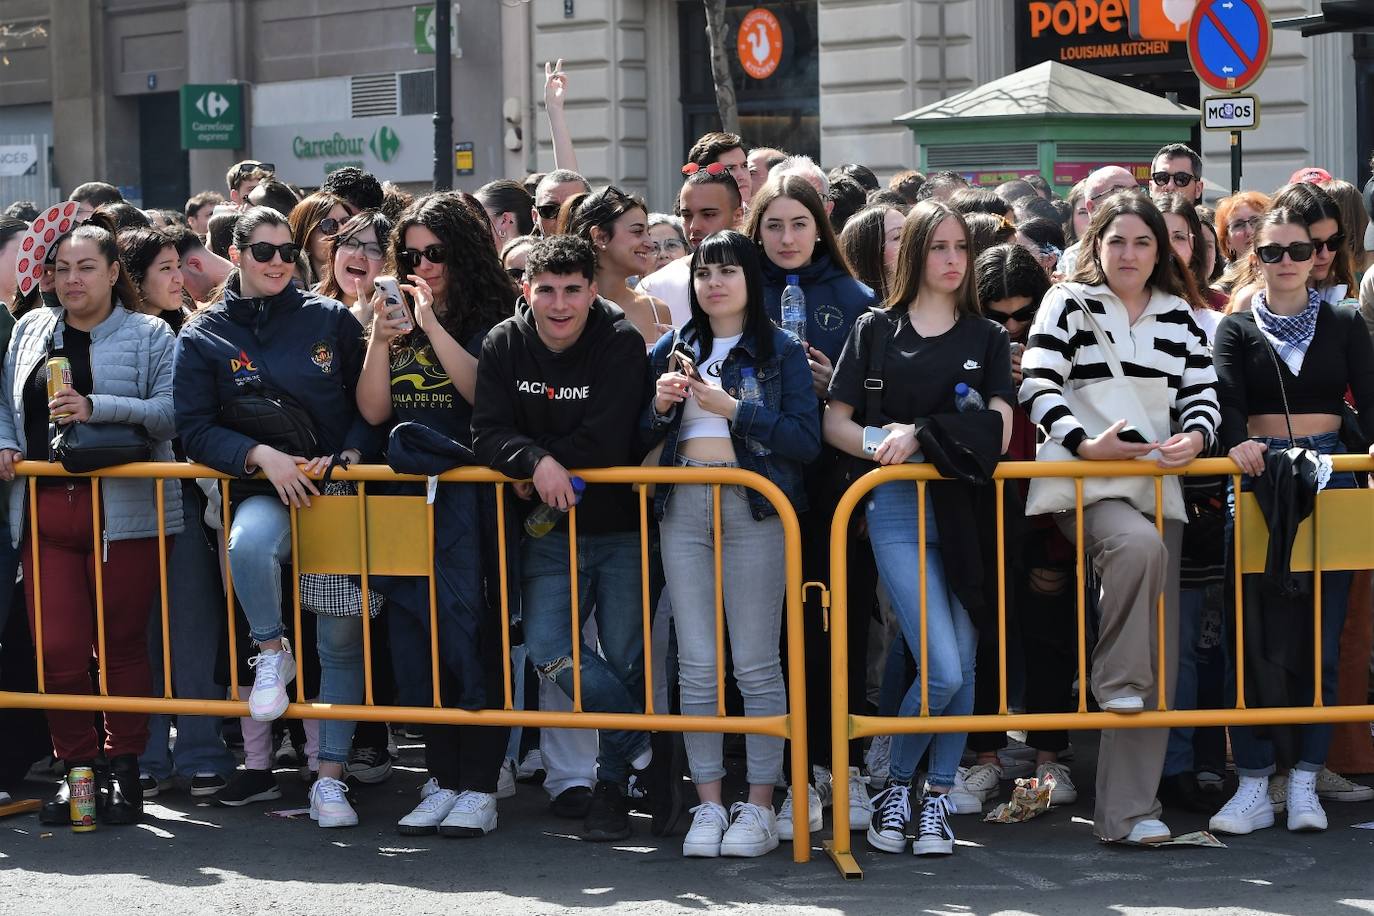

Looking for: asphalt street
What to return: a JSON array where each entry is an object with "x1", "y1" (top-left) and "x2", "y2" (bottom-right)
[{"x1": 2, "y1": 732, "x2": 1372, "y2": 915}]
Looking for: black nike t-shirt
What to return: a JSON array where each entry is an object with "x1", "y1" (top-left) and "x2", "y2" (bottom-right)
[
  {"x1": 388, "y1": 329, "x2": 487, "y2": 446},
  {"x1": 829, "y1": 310, "x2": 1014, "y2": 423}
]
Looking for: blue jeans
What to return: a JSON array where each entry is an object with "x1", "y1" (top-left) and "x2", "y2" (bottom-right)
[
  {"x1": 1163, "y1": 586, "x2": 1205, "y2": 778},
  {"x1": 1227, "y1": 431, "x2": 1354, "y2": 775},
  {"x1": 866, "y1": 482, "x2": 977, "y2": 789},
  {"x1": 521, "y1": 529, "x2": 648, "y2": 786},
  {"x1": 0, "y1": 495, "x2": 21, "y2": 677},
  {"x1": 315, "y1": 614, "x2": 363, "y2": 764},
  {"x1": 226, "y1": 496, "x2": 292, "y2": 645},
  {"x1": 141, "y1": 484, "x2": 235, "y2": 780}
]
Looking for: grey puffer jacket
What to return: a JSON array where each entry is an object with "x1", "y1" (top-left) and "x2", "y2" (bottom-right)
[{"x1": 0, "y1": 305, "x2": 184, "y2": 547}]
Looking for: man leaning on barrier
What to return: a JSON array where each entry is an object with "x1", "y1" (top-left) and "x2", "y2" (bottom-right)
[{"x1": 472, "y1": 234, "x2": 657, "y2": 842}]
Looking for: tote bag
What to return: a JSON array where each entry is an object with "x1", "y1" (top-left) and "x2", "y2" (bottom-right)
[{"x1": 1024, "y1": 284, "x2": 1185, "y2": 522}]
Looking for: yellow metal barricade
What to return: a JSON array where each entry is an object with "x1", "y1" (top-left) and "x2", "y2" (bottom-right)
[
  {"x1": 825, "y1": 456, "x2": 1374, "y2": 880},
  {"x1": 0, "y1": 461, "x2": 812, "y2": 863}
]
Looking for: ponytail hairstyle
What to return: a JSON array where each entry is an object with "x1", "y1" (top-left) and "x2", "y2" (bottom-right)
[{"x1": 53, "y1": 209, "x2": 141, "y2": 313}]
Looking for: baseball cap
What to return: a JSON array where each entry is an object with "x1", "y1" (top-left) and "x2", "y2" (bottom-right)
[{"x1": 1289, "y1": 166, "x2": 1333, "y2": 184}]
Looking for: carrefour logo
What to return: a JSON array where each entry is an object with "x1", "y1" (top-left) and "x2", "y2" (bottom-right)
[
  {"x1": 196, "y1": 90, "x2": 231, "y2": 118},
  {"x1": 370, "y1": 126, "x2": 400, "y2": 164}
]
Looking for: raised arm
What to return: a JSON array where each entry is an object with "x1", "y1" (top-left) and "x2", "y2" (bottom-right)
[{"x1": 544, "y1": 59, "x2": 579, "y2": 173}]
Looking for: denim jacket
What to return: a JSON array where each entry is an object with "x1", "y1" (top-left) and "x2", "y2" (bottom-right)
[{"x1": 642, "y1": 323, "x2": 820, "y2": 520}]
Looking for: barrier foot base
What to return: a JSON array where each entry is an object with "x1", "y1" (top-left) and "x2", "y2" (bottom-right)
[{"x1": 824, "y1": 840, "x2": 864, "y2": 879}]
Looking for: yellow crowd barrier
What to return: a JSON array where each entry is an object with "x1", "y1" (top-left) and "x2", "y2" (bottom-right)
[
  {"x1": 824, "y1": 456, "x2": 1374, "y2": 880},
  {"x1": 0, "y1": 461, "x2": 812, "y2": 863}
]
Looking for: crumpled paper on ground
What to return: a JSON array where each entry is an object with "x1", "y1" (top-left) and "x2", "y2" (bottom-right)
[{"x1": 984, "y1": 774, "x2": 1054, "y2": 823}]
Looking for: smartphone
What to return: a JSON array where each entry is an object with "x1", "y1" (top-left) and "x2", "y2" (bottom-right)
[
  {"x1": 1118, "y1": 425, "x2": 1149, "y2": 445},
  {"x1": 670, "y1": 344, "x2": 702, "y2": 381},
  {"x1": 862, "y1": 426, "x2": 886, "y2": 456},
  {"x1": 373, "y1": 275, "x2": 413, "y2": 332}
]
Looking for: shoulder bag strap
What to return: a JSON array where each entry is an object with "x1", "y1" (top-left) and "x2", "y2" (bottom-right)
[
  {"x1": 862, "y1": 306, "x2": 893, "y2": 426},
  {"x1": 1058, "y1": 283, "x2": 1126, "y2": 381},
  {"x1": 1257, "y1": 329, "x2": 1297, "y2": 442}
]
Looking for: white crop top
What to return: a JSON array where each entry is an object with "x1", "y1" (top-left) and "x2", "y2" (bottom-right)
[{"x1": 679, "y1": 333, "x2": 741, "y2": 442}]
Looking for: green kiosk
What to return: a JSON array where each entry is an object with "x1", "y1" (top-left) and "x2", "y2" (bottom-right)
[{"x1": 894, "y1": 61, "x2": 1200, "y2": 193}]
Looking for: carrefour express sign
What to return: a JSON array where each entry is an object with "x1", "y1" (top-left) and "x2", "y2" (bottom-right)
[{"x1": 251, "y1": 114, "x2": 431, "y2": 184}]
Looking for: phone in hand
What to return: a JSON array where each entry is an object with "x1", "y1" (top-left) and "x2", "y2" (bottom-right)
[
  {"x1": 862, "y1": 426, "x2": 886, "y2": 456},
  {"x1": 373, "y1": 275, "x2": 413, "y2": 333},
  {"x1": 1117, "y1": 425, "x2": 1149, "y2": 445},
  {"x1": 669, "y1": 345, "x2": 702, "y2": 382}
]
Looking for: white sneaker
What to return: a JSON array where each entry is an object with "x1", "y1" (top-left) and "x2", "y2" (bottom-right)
[
  {"x1": 812, "y1": 766, "x2": 834, "y2": 807},
  {"x1": 1102, "y1": 696, "x2": 1144, "y2": 713},
  {"x1": 308, "y1": 776, "x2": 357, "y2": 828},
  {"x1": 866, "y1": 783, "x2": 911, "y2": 853},
  {"x1": 847, "y1": 767, "x2": 874, "y2": 830},
  {"x1": 943, "y1": 771, "x2": 983, "y2": 815},
  {"x1": 440, "y1": 790, "x2": 498, "y2": 837},
  {"x1": 1209, "y1": 776, "x2": 1274, "y2": 835},
  {"x1": 516, "y1": 749, "x2": 545, "y2": 782},
  {"x1": 1036, "y1": 761, "x2": 1078, "y2": 806},
  {"x1": 864, "y1": 736, "x2": 891, "y2": 787},
  {"x1": 496, "y1": 758, "x2": 516, "y2": 800},
  {"x1": 776, "y1": 784, "x2": 822, "y2": 840},
  {"x1": 958, "y1": 763, "x2": 1003, "y2": 804},
  {"x1": 1316, "y1": 767, "x2": 1374, "y2": 802},
  {"x1": 247, "y1": 639, "x2": 296, "y2": 722},
  {"x1": 682, "y1": 802, "x2": 729, "y2": 858},
  {"x1": 721, "y1": 802, "x2": 779, "y2": 857},
  {"x1": 397, "y1": 778, "x2": 458, "y2": 836},
  {"x1": 1001, "y1": 738, "x2": 1036, "y2": 761},
  {"x1": 1286, "y1": 771, "x2": 1328, "y2": 832},
  {"x1": 1123, "y1": 817, "x2": 1171, "y2": 845},
  {"x1": 912, "y1": 793, "x2": 956, "y2": 856}
]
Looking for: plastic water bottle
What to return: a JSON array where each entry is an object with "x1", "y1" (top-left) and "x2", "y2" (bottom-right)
[
  {"x1": 738, "y1": 368, "x2": 771, "y2": 457},
  {"x1": 781, "y1": 275, "x2": 807, "y2": 350},
  {"x1": 954, "y1": 382, "x2": 985, "y2": 413},
  {"x1": 524, "y1": 476, "x2": 586, "y2": 538}
]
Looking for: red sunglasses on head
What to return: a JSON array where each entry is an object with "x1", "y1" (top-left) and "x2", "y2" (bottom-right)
[{"x1": 681, "y1": 161, "x2": 728, "y2": 177}]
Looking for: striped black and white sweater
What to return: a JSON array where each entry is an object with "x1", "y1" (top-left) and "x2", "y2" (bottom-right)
[{"x1": 1018, "y1": 282, "x2": 1219, "y2": 455}]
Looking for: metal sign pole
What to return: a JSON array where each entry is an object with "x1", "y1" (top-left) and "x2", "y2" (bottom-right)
[
  {"x1": 433, "y1": 0, "x2": 454, "y2": 190},
  {"x1": 1230, "y1": 129, "x2": 1242, "y2": 193}
]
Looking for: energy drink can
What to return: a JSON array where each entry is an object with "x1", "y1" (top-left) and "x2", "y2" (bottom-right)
[
  {"x1": 68, "y1": 766, "x2": 96, "y2": 831},
  {"x1": 46, "y1": 356, "x2": 72, "y2": 418}
]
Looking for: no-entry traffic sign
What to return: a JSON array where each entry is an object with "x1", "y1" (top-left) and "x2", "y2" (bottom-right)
[{"x1": 1188, "y1": 0, "x2": 1272, "y2": 92}]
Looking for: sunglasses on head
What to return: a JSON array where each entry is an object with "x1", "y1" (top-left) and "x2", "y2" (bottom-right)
[
  {"x1": 535, "y1": 202, "x2": 562, "y2": 220},
  {"x1": 1255, "y1": 242, "x2": 1315, "y2": 263},
  {"x1": 1151, "y1": 170, "x2": 1196, "y2": 188},
  {"x1": 240, "y1": 241, "x2": 302, "y2": 264},
  {"x1": 399, "y1": 244, "x2": 449, "y2": 269},
  {"x1": 987, "y1": 303, "x2": 1038, "y2": 324},
  {"x1": 1310, "y1": 232, "x2": 1346, "y2": 254},
  {"x1": 681, "y1": 161, "x2": 728, "y2": 177},
  {"x1": 236, "y1": 161, "x2": 274, "y2": 182}
]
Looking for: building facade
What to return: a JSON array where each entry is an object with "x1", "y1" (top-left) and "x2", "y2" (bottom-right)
[{"x1": 0, "y1": 0, "x2": 1363, "y2": 210}]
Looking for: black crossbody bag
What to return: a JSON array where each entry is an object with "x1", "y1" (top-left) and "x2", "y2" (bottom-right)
[{"x1": 46, "y1": 319, "x2": 152, "y2": 473}]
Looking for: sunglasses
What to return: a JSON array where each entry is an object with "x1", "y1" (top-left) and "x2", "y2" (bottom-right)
[
  {"x1": 235, "y1": 161, "x2": 274, "y2": 183},
  {"x1": 681, "y1": 161, "x2": 728, "y2": 177},
  {"x1": 987, "y1": 303, "x2": 1038, "y2": 324},
  {"x1": 1151, "y1": 170, "x2": 1196, "y2": 188},
  {"x1": 1255, "y1": 242, "x2": 1315, "y2": 263},
  {"x1": 316, "y1": 216, "x2": 342, "y2": 237},
  {"x1": 399, "y1": 244, "x2": 448, "y2": 269},
  {"x1": 506, "y1": 266, "x2": 525, "y2": 281},
  {"x1": 535, "y1": 203, "x2": 562, "y2": 220},
  {"x1": 1310, "y1": 232, "x2": 1346, "y2": 254},
  {"x1": 240, "y1": 241, "x2": 302, "y2": 264},
  {"x1": 338, "y1": 236, "x2": 384, "y2": 261}
]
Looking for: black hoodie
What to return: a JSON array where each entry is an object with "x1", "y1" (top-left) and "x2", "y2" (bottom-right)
[{"x1": 472, "y1": 296, "x2": 648, "y2": 535}]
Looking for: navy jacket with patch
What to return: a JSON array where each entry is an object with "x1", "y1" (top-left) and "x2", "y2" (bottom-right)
[
  {"x1": 761, "y1": 253, "x2": 876, "y2": 366},
  {"x1": 173, "y1": 277, "x2": 369, "y2": 476}
]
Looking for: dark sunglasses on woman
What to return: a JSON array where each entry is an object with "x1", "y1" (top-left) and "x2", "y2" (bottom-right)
[
  {"x1": 986, "y1": 302, "x2": 1038, "y2": 324},
  {"x1": 1255, "y1": 242, "x2": 1315, "y2": 263},
  {"x1": 399, "y1": 244, "x2": 449, "y2": 270},
  {"x1": 316, "y1": 216, "x2": 341, "y2": 237},
  {"x1": 1310, "y1": 232, "x2": 1346, "y2": 254},
  {"x1": 240, "y1": 241, "x2": 302, "y2": 264}
]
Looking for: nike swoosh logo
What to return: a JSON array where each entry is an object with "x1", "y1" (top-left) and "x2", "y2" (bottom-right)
[{"x1": 963, "y1": 360, "x2": 980, "y2": 370}]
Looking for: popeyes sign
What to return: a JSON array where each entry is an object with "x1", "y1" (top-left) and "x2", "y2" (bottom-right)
[
  {"x1": 1017, "y1": 0, "x2": 1191, "y2": 70},
  {"x1": 1029, "y1": 0, "x2": 1196, "y2": 40},
  {"x1": 737, "y1": 9, "x2": 783, "y2": 80}
]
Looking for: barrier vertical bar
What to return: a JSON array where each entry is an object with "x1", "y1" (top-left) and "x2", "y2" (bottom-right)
[
  {"x1": 1312, "y1": 491, "x2": 1323, "y2": 706},
  {"x1": 28, "y1": 477, "x2": 44, "y2": 693},
  {"x1": 568, "y1": 501, "x2": 583, "y2": 713},
  {"x1": 289, "y1": 503, "x2": 305, "y2": 705},
  {"x1": 995, "y1": 478, "x2": 1008, "y2": 714},
  {"x1": 357, "y1": 482, "x2": 374, "y2": 707},
  {"x1": 495, "y1": 483, "x2": 511, "y2": 710},
  {"x1": 428, "y1": 492, "x2": 442, "y2": 707},
  {"x1": 1075, "y1": 478, "x2": 1087, "y2": 713},
  {"x1": 1155, "y1": 477, "x2": 1166, "y2": 711},
  {"x1": 713, "y1": 483, "x2": 726, "y2": 717},
  {"x1": 1233, "y1": 474, "x2": 1246, "y2": 709},
  {"x1": 156, "y1": 480, "x2": 172, "y2": 699},
  {"x1": 91, "y1": 479, "x2": 108, "y2": 696},
  {"x1": 638, "y1": 483, "x2": 654, "y2": 715},
  {"x1": 222, "y1": 480, "x2": 240, "y2": 700},
  {"x1": 917, "y1": 479, "x2": 929, "y2": 717},
  {"x1": 824, "y1": 472, "x2": 856, "y2": 877}
]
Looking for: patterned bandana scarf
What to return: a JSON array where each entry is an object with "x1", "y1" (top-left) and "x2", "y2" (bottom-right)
[{"x1": 1253, "y1": 288, "x2": 1321, "y2": 376}]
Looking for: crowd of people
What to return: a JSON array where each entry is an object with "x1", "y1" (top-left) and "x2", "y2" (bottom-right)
[{"x1": 1, "y1": 63, "x2": 1373, "y2": 863}]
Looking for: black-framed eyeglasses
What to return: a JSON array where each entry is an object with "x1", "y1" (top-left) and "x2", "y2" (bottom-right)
[
  {"x1": 316, "y1": 216, "x2": 341, "y2": 237},
  {"x1": 1151, "y1": 170, "x2": 1196, "y2": 188},
  {"x1": 399, "y1": 244, "x2": 448, "y2": 269},
  {"x1": 1255, "y1": 242, "x2": 1315, "y2": 263},
  {"x1": 986, "y1": 303, "x2": 1038, "y2": 324},
  {"x1": 338, "y1": 236, "x2": 384, "y2": 261},
  {"x1": 240, "y1": 241, "x2": 301, "y2": 264},
  {"x1": 535, "y1": 203, "x2": 562, "y2": 220},
  {"x1": 1310, "y1": 232, "x2": 1346, "y2": 254}
]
